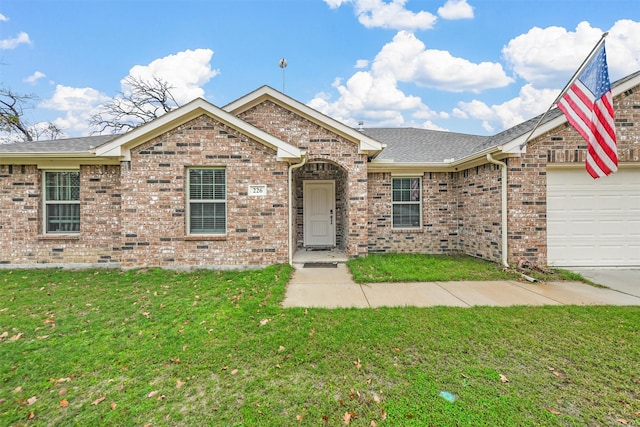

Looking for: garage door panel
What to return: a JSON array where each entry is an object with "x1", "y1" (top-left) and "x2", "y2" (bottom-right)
[{"x1": 547, "y1": 169, "x2": 640, "y2": 267}]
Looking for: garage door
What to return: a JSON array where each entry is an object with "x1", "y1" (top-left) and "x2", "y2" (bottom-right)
[{"x1": 547, "y1": 168, "x2": 640, "y2": 267}]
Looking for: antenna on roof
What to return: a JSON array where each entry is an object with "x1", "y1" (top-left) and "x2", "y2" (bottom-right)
[{"x1": 278, "y1": 58, "x2": 288, "y2": 93}]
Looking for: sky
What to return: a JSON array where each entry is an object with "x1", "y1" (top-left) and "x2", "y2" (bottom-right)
[{"x1": 1, "y1": 0, "x2": 639, "y2": 140}]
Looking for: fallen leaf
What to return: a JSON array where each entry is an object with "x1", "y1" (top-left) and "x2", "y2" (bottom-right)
[
  {"x1": 110, "y1": 402, "x2": 117, "y2": 410},
  {"x1": 343, "y1": 411, "x2": 353, "y2": 424},
  {"x1": 500, "y1": 374, "x2": 509, "y2": 383},
  {"x1": 546, "y1": 408, "x2": 561, "y2": 415},
  {"x1": 380, "y1": 410, "x2": 387, "y2": 420},
  {"x1": 176, "y1": 379, "x2": 185, "y2": 388},
  {"x1": 28, "y1": 411, "x2": 35, "y2": 420},
  {"x1": 60, "y1": 388, "x2": 67, "y2": 395},
  {"x1": 170, "y1": 358, "x2": 181, "y2": 364},
  {"x1": 91, "y1": 396, "x2": 105, "y2": 405},
  {"x1": 259, "y1": 318, "x2": 271, "y2": 326},
  {"x1": 9, "y1": 333, "x2": 24, "y2": 341},
  {"x1": 231, "y1": 369, "x2": 239, "y2": 375},
  {"x1": 13, "y1": 386, "x2": 22, "y2": 393},
  {"x1": 296, "y1": 414, "x2": 303, "y2": 421},
  {"x1": 147, "y1": 390, "x2": 159, "y2": 398},
  {"x1": 370, "y1": 421, "x2": 377, "y2": 427},
  {"x1": 60, "y1": 399, "x2": 69, "y2": 407},
  {"x1": 616, "y1": 419, "x2": 628, "y2": 425},
  {"x1": 27, "y1": 396, "x2": 37, "y2": 405},
  {"x1": 0, "y1": 331, "x2": 8, "y2": 340},
  {"x1": 354, "y1": 359, "x2": 362, "y2": 371},
  {"x1": 553, "y1": 371, "x2": 563, "y2": 378},
  {"x1": 278, "y1": 345, "x2": 286, "y2": 352}
]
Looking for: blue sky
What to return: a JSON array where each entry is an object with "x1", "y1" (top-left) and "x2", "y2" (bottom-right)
[{"x1": 1, "y1": 0, "x2": 639, "y2": 139}]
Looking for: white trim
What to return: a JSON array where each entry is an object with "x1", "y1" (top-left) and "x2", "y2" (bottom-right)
[
  {"x1": 42, "y1": 170, "x2": 81, "y2": 235},
  {"x1": 95, "y1": 98, "x2": 302, "y2": 162}
]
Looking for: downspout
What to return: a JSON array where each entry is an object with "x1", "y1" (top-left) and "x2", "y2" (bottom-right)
[
  {"x1": 288, "y1": 153, "x2": 307, "y2": 265},
  {"x1": 486, "y1": 154, "x2": 509, "y2": 268}
]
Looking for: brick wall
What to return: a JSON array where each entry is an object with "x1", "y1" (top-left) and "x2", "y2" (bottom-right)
[
  {"x1": 118, "y1": 114, "x2": 291, "y2": 268},
  {"x1": 0, "y1": 164, "x2": 121, "y2": 266},
  {"x1": 237, "y1": 100, "x2": 370, "y2": 257},
  {"x1": 367, "y1": 172, "x2": 462, "y2": 255}
]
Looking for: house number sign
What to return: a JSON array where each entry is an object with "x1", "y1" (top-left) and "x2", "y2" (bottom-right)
[{"x1": 248, "y1": 184, "x2": 267, "y2": 196}]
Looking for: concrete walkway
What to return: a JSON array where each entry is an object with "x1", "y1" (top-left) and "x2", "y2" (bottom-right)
[{"x1": 282, "y1": 263, "x2": 640, "y2": 308}]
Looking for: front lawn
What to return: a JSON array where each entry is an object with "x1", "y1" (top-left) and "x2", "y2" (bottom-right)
[{"x1": 1, "y1": 266, "x2": 638, "y2": 426}]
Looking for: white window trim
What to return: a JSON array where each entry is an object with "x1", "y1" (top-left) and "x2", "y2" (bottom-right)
[
  {"x1": 391, "y1": 176, "x2": 423, "y2": 229},
  {"x1": 42, "y1": 170, "x2": 81, "y2": 235},
  {"x1": 186, "y1": 167, "x2": 227, "y2": 235}
]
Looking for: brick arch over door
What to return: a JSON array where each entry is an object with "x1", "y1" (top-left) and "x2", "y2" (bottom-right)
[{"x1": 293, "y1": 160, "x2": 348, "y2": 251}]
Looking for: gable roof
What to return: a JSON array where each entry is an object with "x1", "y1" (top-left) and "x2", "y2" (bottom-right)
[
  {"x1": 223, "y1": 85, "x2": 384, "y2": 156},
  {"x1": 95, "y1": 97, "x2": 302, "y2": 161}
]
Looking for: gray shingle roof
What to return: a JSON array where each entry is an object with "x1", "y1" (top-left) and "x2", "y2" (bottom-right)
[
  {"x1": 361, "y1": 128, "x2": 488, "y2": 162},
  {"x1": 0, "y1": 135, "x2": 118, "y2": 153}
]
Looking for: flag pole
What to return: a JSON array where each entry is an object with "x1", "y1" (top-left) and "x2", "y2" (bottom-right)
[{"x1": 519, "y1": 32, "x2": 609, "y2": 149}]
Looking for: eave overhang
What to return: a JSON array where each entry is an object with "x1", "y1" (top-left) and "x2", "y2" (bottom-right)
[
  {"x1": 368, "y1": 146, "x2": 515, "y2": 174},
  {"x1": 95, "y1": 97, "x2": 302, "y2": 162}
]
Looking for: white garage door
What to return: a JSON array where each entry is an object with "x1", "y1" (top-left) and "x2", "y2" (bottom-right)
[{"x1": 547, "y1": 168, "x2": 640, "y2": 267}]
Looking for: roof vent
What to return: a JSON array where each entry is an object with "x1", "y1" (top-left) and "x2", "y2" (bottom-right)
[{"x1": 358, "y1": 121, "x2": 364, "y2": 132}]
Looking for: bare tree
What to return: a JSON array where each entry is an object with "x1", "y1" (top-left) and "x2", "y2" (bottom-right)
[
  {"x1": 90, "y1": 75, "x2": 180, "y2": 134},
  {"x1": 0, "y1": 88, "x2": 36, "y2": 142}
]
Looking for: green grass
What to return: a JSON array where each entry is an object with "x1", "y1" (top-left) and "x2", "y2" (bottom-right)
[
  {"x1": 1, "y1": 266, "x2": 639, "y2": 426},
  {"x1": 347, "y1": 253, "x2": 524, "y2": 283}
]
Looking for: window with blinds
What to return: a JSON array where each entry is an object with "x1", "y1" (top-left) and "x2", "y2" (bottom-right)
[{"x1": 187, "y1": 168, "x2": 226, "y2": 234}]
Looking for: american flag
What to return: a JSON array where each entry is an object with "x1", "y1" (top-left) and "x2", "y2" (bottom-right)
[{"x1": 557, "y1": 42, "x2": 617, "y2": 179}]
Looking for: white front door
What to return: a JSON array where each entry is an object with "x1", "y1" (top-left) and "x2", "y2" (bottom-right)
[{"x1": 303, "y1": 180, "x2": 335, "y2": 247}]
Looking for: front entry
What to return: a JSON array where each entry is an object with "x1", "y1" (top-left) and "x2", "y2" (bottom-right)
[{"x1": 303, "y1": 180, "x2": 335, "y2": 247}]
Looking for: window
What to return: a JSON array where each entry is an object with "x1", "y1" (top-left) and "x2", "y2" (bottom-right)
[
  {"x1": 392, "y1": 177, "x2": 421, "y2": 228},
  {"x1": 187, "y1": 168, "x2": 226, "y2": 234},
  {"x1": 44, "y1": 171, "x2": 80, "y2": 233}
]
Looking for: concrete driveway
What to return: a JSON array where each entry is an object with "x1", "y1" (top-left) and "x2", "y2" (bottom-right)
[{"x1": 570, "y1": 268, "x2": 640, "y2": 298}]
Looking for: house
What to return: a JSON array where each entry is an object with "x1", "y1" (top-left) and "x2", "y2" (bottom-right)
[{"x1": 1, "y1": 71, "x2": 639, "y2": 269}]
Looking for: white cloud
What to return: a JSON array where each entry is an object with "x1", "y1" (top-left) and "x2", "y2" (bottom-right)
[
  {"x1": 605, "y1": 19, "x2": 640, "y2": 79},
  {"x1": 40, "y1": 85, "x2": 111, "y2": 135},
  {"x1": 355, "y1": 59, "x2": 369, "y2": 69},
  {"x1": 0, "y1": 13, "x2": 8, "y2": 22},
  {"x1": 323, "y1": 0, "x2": 437, "y2": 31},
  {"x1": 126, "y1": 48, "x2": 219, "y2": 104},
  {"x1": 24, "y1": 71, "x2": 46, "y2": 85},
  {"x1": 0, "y1": 32, "x2": 31, "y2": 49},
  {"x1": 307, "y1": 30, "x2": 513, "y2": 129},
  {"x1": 457, "y1": 84, "x2": 558, "y2": 130},
  {"x1": 422, "y1": 120, "x2": 449, "y2": 131},
  {"x1": 437, "y1": 0, "x2": 474, "y2": 20},
  {"x1": 374, "y1": 31, "x2": 513, "y2": 92},
  {"x1": 502, "y1": 20, "x2": 640, "y2": 86}
]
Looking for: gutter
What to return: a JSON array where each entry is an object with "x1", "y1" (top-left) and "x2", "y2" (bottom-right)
[
  {"x1": 288, "y1": 153, "x2": 307, "y2": 265},
  {"x1": 486, "y1": 153, "x2": 509, "y2": 268}
]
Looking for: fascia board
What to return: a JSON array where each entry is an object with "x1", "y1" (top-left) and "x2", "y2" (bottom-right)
[
  {"x1": 369, "y1": 148, "x2": 514, "y2": 173},
  {"x1": 224, "y1": 86, "x2": 384, "y2": 155},
  {"x1": 95, "y1": 97, "x2": 301, "y2": 162},
  {"x1": 0, "y1": 153, "x2": 120, "y2": 167}
]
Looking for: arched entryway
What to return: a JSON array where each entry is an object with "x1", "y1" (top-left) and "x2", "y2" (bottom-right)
[{"x1": 293, "y1": 160, "x2": 348, "y2": 252}]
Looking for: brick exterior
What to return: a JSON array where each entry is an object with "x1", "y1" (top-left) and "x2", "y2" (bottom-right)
[
  {"x1": 0, "y1": 164, "x2": 121, "y2": 266},
  {"x1": 0, "y1": 84, "x2": 638, "y2": 269},
  {"x1": 237, "y1": 100, "x2": 370, "y2": 257}
]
